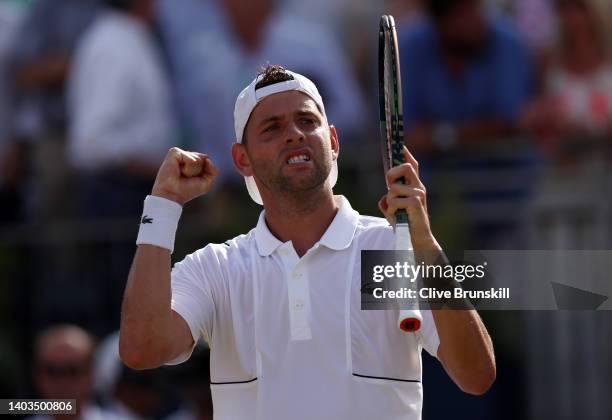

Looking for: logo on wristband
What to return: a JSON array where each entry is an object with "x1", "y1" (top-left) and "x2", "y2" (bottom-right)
[{"x1": 140, "y1": 215, "x2": 153, "y2": 225}]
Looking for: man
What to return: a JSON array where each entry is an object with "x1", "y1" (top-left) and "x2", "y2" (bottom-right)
[
  {"x1": 66, "y1": 0, "x2": 175, "y2": 334},
  {"x1": 68, "y1": 0, "x2": 174, "y2": 217},
  {"x1": 398, "y1": 0, "x2": 536, "y2": 250},
  {"x1": 119, "y1": 66, "x2": 495, "y2": 419},
  {"x1": 155, "y1": 0, "x2": 367, "y2": 184},
  {"x1": 10, "y1": 0, "x2": 102, "y2": 221},
  {"x1": 30, "y1": 325, "x2": 108, "y2": 420}
]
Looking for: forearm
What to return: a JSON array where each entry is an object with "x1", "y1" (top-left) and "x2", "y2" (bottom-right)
[
  {"x1": 417, "y1": 246, "x2": 496, "y2": 395},
  {"x1": 119, "y1": 244, "x2": 175, "y2": 368},
  {"x1": 119, "y1": 148, "x2": 217, "y2": 368},
  {"x1": 432, "y1": 309, "x2": 495, "y2": 395},
  {"x1": 383, "y1": 147, "x2": 496, "y2": 394}
]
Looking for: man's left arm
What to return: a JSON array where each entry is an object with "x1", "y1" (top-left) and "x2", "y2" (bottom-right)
[{"x1": 379, "y1": 146, "x2": 496, "y2": 395}]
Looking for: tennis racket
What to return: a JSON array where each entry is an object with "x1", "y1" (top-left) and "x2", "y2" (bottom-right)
[{"x1": 378, "y1": 15, "x2": 422, "y2": 333}]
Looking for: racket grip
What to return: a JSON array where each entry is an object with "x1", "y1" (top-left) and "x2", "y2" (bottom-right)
[
  {"x1": 394, "y1": 223, "x2": 411, "y2": 249},
  {"x1": 394, "y1": 223, "x2": 421, "y2": 332},
  {"x1": 398, "y1": 309, "x2": 422, "y2": 332}
]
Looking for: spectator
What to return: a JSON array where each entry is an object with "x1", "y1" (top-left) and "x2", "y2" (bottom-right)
[
  {"x1": 156, "y1": 0, "x2": 367, "y2": 185},
  {"x1": 68, "y1": 0, "x2": 175, "y2": 220},
  {"x1": 398, "y1": 0, "x2": 537, "y2": 250},
  {"x1": 30, "y1": 325, "x2": 109, "y2": 419},
  {"x1": 63, "y1": 0, "x2": 176, "y2": 336},
  {"x1": 94, "y1": 332, "x2": 194, "y2": 419},
  {"x1": 398, "y1": 3, "x2": 537, "y2": 418},
  {"x1": 522, "y1": 4, "x2": 612, "y2": 417},
  {"x1": 523, "y1": 0, "x2": 612, "y2": 162},
  {"x1": 10, "y1": 0, "x2": 102, "y2": 221}
]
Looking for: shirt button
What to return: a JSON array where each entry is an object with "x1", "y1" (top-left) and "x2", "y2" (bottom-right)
[
  {"x1": 293, "y1": 272, "x2": 302, "y2": 279},
  {"x1": 294, "y1": 300, "x2": 305, "y2": 310}
]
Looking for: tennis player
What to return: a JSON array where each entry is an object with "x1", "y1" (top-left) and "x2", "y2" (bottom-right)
[{"x1": 119, "y1": 65, "x2": 495, "y2": 420}]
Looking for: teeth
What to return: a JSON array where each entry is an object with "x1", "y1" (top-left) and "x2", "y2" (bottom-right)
[{"x1": 287, "y1": 154, "x2": 310, "y2": 164}]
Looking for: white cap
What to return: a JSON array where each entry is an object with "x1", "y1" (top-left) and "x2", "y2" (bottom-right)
[{"x1": 233, "y1": 70, "x2": 338, "y2": 205}]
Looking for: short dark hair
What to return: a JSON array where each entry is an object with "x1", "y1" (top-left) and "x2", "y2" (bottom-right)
[
  {"x1": 255, "y1": 65, "x2": 294, "y2": 90},
  {"x1": 242, "y1": 65, "x2": 294, "y2": 144}
]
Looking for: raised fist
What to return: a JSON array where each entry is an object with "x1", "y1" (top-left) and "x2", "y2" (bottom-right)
[{"x1": 151, "y1": 147, "x2": 219, "y2": 205}]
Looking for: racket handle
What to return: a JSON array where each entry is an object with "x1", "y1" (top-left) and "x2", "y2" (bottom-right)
[
  {"x1": 394, "y1": 222, "x2": 422, "y2": 332},
  {"x1": 393, "y1": 222, "x2": 411, "y2": 249}
]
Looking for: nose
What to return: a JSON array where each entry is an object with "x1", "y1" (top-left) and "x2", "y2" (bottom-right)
[{"x1": 285, "y1": 121, "x2": 305, "y2": 144}]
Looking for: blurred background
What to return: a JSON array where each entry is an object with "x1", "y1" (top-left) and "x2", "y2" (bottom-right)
[{"x1": 0, "y1": 0, "x2": 611, "y2": 418}]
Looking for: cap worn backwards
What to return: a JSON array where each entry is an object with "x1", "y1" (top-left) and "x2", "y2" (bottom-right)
[{"x1": 233, "y1": 69, "x2": 338, "y2": 205}]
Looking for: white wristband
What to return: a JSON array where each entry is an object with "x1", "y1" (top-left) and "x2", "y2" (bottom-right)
[{"x1": 136, "y1": 195, "x2": 183, "y2": 253}]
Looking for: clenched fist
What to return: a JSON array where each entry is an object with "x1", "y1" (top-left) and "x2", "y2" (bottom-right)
[
  {"x1": 378, "y1": 146, "x2": 438, "y2": 251},
  {"x1": 151, "y1": 147, "x2": 219, "y2": 205}
]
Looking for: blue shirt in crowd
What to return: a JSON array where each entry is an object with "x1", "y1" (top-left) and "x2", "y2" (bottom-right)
[
  {"x1": 397, "y1": 16, "x2": 539, "y2": 249},
  {"x1": 399, "y1": 16, "x2": 532, "y2": 127}
]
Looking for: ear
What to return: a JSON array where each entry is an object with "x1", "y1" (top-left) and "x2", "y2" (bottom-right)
[
  {"x1": 329, "y1": 125, "x2": 340, "y2": 161},
  {"x1": 232, "y1": 143, "x2": 253, "y2": 177}
]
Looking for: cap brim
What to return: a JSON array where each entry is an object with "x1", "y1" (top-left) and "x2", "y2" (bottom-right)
[{"x1": 245, "y1": 160, "x2": 338, "y2": 205}]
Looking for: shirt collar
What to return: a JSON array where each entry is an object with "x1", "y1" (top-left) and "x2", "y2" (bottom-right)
[{"x1": 254, "y1": 195, "x2": 359, "y2": 257}]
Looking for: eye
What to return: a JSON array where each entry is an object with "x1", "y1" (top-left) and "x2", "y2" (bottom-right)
[
  {"x1": 263, "y1": 123, "x2": 280, "y2": 133},
  {"x1": 300, "y1": 117, "x2": 316, "y2": 126}
]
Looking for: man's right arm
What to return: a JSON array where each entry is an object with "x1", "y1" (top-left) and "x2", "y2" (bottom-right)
[
  {"x1": 119, "y1": 147, "x2": 218, "y2": 369},
  {"x1": 119, "y1": 244, "x2": 193, "y2": 369}
]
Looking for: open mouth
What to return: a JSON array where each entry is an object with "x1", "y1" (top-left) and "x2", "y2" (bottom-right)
[{"x1": 287, "y1": 154, "x2": 311, "y2": 164}]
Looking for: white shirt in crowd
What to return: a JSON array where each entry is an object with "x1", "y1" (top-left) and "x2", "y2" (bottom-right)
[
  {"x1": 68, "y1": 10, "x2": 173, "y2": 172},
  {"x1": 168, "y1": 196, "x2": 439, "y2": 420},
  {"x1": 547, "y1": 65, "x2": 612, "y2": 136}
]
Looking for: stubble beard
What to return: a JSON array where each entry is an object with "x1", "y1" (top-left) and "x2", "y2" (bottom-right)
[{"x1": 251, "y1": 150, "x2": 333, "y2": 212}]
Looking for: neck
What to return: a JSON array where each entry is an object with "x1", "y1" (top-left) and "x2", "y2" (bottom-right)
[{"x1": 263, "y1": 189, "x2": 339, "y2": 257}]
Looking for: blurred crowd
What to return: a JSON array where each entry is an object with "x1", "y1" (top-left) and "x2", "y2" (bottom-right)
[{"x1": 0, "y1": 0, "x2": 611, "y2": 419}]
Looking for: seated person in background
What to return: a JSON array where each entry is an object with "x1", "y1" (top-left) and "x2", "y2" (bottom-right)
[
  {"x1": 68, "y1": 0, "x2": 174, "y2": 219},
  {"x1": 398, "y1": 0, "x2": 535, "y2": 250},
  {"x1": 523, "y1": 0, "x2": 612, "y2": 163},
  {"x1": 399, "y1": 0, "x2": 532, "y2": 154},
  {"x1": 30, "y1": 325, "x2": 108, "y2": 420},
  {"x1": 66, "y1": 0, "x2": 176, "y2": 334}
]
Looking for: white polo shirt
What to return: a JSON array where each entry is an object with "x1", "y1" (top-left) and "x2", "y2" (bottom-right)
[{"x1": 169, "y1": 196, "x2": 439, "y2": 420}]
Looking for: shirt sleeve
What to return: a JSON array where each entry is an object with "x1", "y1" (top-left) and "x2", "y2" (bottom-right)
[
  {"x1": 417, "y1": 309, "x2": 440, "y2": 358},
  {"x1": 165, "y1": 248, "x2": 218, "y2": 365}
]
